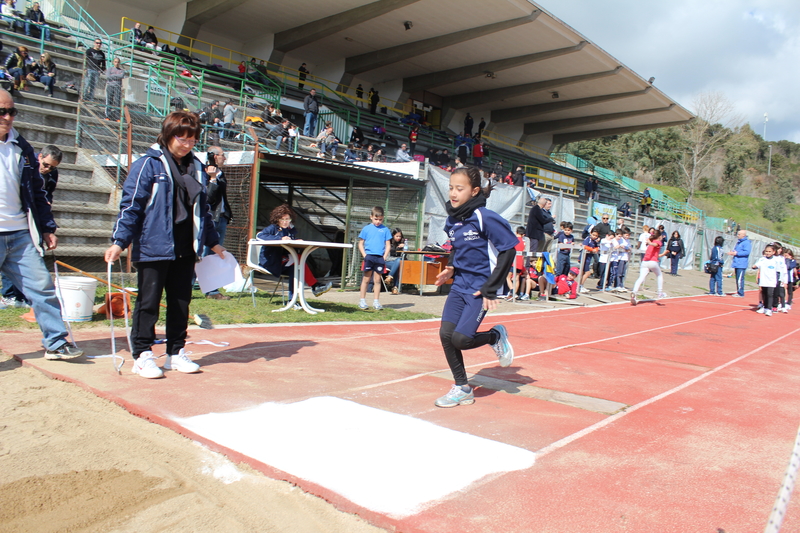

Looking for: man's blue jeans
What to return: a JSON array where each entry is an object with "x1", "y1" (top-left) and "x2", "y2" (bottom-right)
[
  {"x1": 84, "y1": 69, "x2": 99, "y2": 100},
  {"x1": 304, "y1": 112, "x2": 317, "y2": 137},
  {"x1": 0, "y1": 230, "x2": 69, "y2": 350},
  {"x1": 25, "y1": 22, "x2": 50, "y2": 40}
]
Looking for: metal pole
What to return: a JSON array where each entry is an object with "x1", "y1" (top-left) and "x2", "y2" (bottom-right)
[{"x1": 768, "y1": 145, "x2": 772, "y2": 175}]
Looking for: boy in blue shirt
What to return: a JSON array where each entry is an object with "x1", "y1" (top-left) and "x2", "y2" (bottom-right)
[
  {"x1": 358, "y1": 206, "x2": 392, "y2": 310},
  {"x1": 579, "y1": 229, "x2": 599, "y2": 293},
  {"x1": 555, "y1": 222, "x2": 574, "y2": 276}
]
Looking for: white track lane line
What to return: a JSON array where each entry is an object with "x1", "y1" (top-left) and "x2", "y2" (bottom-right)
[{"x1": 534, "y1": 326, "x2": 800, "y2": 459}]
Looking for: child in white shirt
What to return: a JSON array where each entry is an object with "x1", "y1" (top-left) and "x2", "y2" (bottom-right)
[
  {"x1": 752, "y1": 243, "x2": 787, "y2": 317},
  {"x1": 597, "y1": 232, "x2": 616, "y2": 291}
]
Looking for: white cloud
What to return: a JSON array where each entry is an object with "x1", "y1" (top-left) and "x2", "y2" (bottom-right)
[{"x1": 539, "y1": 0, "x2": 800, "y2": 142}]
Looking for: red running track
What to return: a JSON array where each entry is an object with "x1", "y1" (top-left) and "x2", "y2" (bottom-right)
[{"x1": 7, "y1": 293, "x2": 800, "y2": 532}]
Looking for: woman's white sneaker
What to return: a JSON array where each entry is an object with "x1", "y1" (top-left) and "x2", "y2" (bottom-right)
[
  {"x1": 164, "y1": 349, "x2": 201, "y2": 373},
  {"x1": 132, "y1": 351, "x2": 164, "y2": 379}
]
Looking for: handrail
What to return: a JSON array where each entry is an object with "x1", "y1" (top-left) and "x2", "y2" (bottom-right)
[{"x1": 119, "y1": 17, "x2": 412, "y2": 116}]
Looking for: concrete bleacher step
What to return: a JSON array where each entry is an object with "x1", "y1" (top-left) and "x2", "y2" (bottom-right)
[{"x1": 13, "y1": 120, "x2": 76, "y2": 145}]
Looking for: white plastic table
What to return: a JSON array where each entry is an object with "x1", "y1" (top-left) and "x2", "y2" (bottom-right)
[{"x1": 248, "y1": 239, "x2": 352, "y2": 314}]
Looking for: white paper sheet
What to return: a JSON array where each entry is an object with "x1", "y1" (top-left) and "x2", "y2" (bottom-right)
[{"x1": 194, "y1": 252, "x2": 242, "y2": 294}]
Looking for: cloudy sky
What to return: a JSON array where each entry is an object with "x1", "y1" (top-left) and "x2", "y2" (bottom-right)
[{"x1": 540, "y1": 0, "x2": 800, "y2": 143}]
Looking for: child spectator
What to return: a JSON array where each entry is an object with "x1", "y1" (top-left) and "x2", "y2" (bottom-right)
[
  {"x1": 506, "y1": 226, "x2": 527, "y2": 301},
  {"x1": 433, "y1": 167, "x2": 517, "y2": 408},
  {"x1": 344, "y1": 143, "x2": 358, "y2": 162},
  {"x1": 256, "y1": 204, "x2": 332, "y2": 307},
  {"x1": 752, "y1": 244, "x2": 787, "y2": 317},
  {"x1": 773, "y1": 243, "x2": 787, "y2": 312},
  {"x1": 637, "y1": 225, "x2": 651, "y2": 263},
  {"x1": 358, "y1": 206, "x2": 392, "y2": 310},
  {"x1": 579, "y1": 229, "x2": 600, "y2": 293},
  {"x1": 597, "y1": 231, "x2": 616, "y2": 290},
  {"x1": 784, "y1": 249, "x2": 796, "y2": 311},
  {"x1": 555, "y1": 222, "x2": 574, "y2": 276},
  {"x1": 707, "y1": 236, "x2": 725, "y2": 296},
  {"x1": 631, "y1": 230, "x2": 666, "y2": 304},
  {"x1": 539, "y1": 267, "x2": 580, "y2": 300},
  {"x1": 614, "y1": 229, "x2": 632, "y2": 292}
]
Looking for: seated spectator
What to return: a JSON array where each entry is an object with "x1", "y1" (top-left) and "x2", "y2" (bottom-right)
[
  {"x1": 363, "y1": 143, "x2": 375, "y2": 161},
  {"x1": 438, "y1": 148, "x2": 451, "y2": 168},
  {"x1": 30, "y1": 51, "x2": 56, "y2": 97},
  {"x1": 395, "y1": 143, "x2": 412, "y2": 162},
  {"x1": 256, "y1": 204, "x2": 332, "y2": 305},
  {"x1": 373, "y1": 147, "x2": 386, "y2": 162},
  {"x1": 538, "y1": 267, "x2": 580, "y2": 300},
  {"x1": 5, "y1": 45, "x2": 33, "y2": 92},
  {"x1": 142, "y1": 26, "x2": 158, "y2": 52},
  {"x1": 272, "y1": 119, "x2": 290, "y2": 151},
  {"x1": 131, "y1": 22, "x2": 144, "y2": 46},
  {"x1": 350, "y1": 126, "x2": 365, "y2": 147},
  {"x1": 25, "y1": 2, "x2": 49, "y2": 41},
  {"x1": 1, "y1": 0, "x2": 22, "y2": 32},
  {"x1": 344, "y1": 143, "x2": 358, "y2": 162},
  {"x1": 318, "y1": 126, "x2": 339, "y2": 158}
]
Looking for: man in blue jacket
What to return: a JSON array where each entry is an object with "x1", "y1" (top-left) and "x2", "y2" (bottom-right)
[
  {"x1": 728, "y1": 229, "x2": 751, "y2": 297},
  {"x1": 0, "y1": 89, "x2": 82, "y2": 359}
]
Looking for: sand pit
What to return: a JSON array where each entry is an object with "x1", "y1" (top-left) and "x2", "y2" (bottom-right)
[{"x1": 0, "y1": 351, "x2": 385, "y2": 533}]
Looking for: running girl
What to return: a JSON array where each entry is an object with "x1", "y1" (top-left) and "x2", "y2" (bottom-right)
[
  {"x1": 434, "y1": 167, "x2": 518, "y2": 408},
  {"x1": 752, "y1": 244, "x2": 787, "y2": 317},
  {"x1": 631, "y1": 229, "x2": 666, "y2": 305}
]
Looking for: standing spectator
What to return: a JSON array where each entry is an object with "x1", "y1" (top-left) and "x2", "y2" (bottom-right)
[
  {"x1": 472, "y1": 140, "x2": 484, "y2": 168},
  {"x1": 237, "y1": 61, "x2": 246, "y2": 76},
  {"x1": 463, "y1": 113, "x2": 473, "y2": 137},
  {"x1": 640, "y1": 187, "x2": 651, "y2": 214},
  {"x1": 1, "y1": 143, "x2": 61, "y2": 307},
  {"x1": 203, "y1": 146, "x2": 232, "y2": 300},
  {"x1": 637, "y1": 225, "x2": 651, "y2": 263},
  {"x1": 298, "y1": 63, "x2": 308, "y2": 90},
  {"x1": 395, "y1": 143, "x2": 412, "y2": 162},
  {"x1": 369, "y1": 89, "x2": 380, "y2": 115},
  {"x1": 478, "y1": 117, "x2": 486, "y2": 137},
  {"x1": 222, "y1": 99, "x2": 236, "y2": 139},
  {"x1": 142, "y1": 26, "x2": 158, "y2": 51},
  {"x1": 526, "y1": 196, "x2": 555, "y2": 253},
  {"x1": 752, "y1": 244, "x2": 786, "y2": 317},
  {"x1": 728, "y1": 229, "x2": 751, "y2": 297},
  {"x1": 554, "y1": 222, "x2": 574, "y2": 276},
  {"x1": 355, "y1": 83, "x2": 363, "y2": 106},
  {"x1": 492, "y1": 159, "x2": 504, "y2": 176},
  {"x1": 666, "y1": 231, "x2": 685, "y2": 276},
  {"x1": 512, "y1": 165, "x2": 525, "y2": 187},
  {"x1": 104, "y1": 56, "x2": 126, "y2": 120},
  {"x1": 303, "y1": 88, "x2": 319, "y2": 136},
  {"x1": 707, "y1": 236, "x2": 725, "y2": 296},
  {"x1": 591, "y1": 177, "x2": 599, "y2": 200},
  {"x1": 594, "y1": 214, "x2": 612, "y2": 239},
  {"x1": 25, "y1": 2, "x2": 49, "y2": 41},
  {"x1": 6, "y1": 46, "x2": 33, "y2": 93},
  {"x1": 408, "y1": 125, "x2": 418, "y2": 155},
  {"x1": 104, "y1": 111, "x2": 224, "y2": 379},
  {"x1": 83, "y1": 38, "x2": 105, "y2": 101},
  {"x1": 0, "y1": 89, "x2": 83, "y2": 358},
  {"x1": 583, "y1": 177, "x2": 592, "y2": 200},
  {"x1": 456, "y1": 133, "x2": 469, "y2": 164}
]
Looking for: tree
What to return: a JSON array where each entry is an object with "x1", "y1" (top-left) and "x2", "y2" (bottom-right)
[
  {"x1": 677, "y1": 92, "x2": 743, "y2": 201},
  {"x1": 763, "y1": 173, "x2": 795, "y2": 222}
]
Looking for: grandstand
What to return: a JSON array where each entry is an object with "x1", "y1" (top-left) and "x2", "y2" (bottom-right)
[{"x1": 8, "y1": 0, "x2": 710, "y2": 285}]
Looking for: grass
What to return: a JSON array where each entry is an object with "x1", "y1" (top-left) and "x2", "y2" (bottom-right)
[{"x1": 0, "y1": 288, "x2": 437, "y2": 331}]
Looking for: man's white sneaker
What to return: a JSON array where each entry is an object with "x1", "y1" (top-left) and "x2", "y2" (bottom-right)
[
  {"x1": 781, "y1": 306, "x2": 789, "y2": 313},
  {"x1": 163, "y1": 349, "x2": 201, "y2": 373},
  {"x1": 756, "y1": 307, "x2": 766, "y2": 314},
  {"x1": 765, "y1": 309, "x2": 773, "y2": 317},
  {"x1": 132, "y1": 351, "x2": 164, "y2": 379}
]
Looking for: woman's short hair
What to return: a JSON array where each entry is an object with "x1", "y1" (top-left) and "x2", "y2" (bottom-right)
[
  {"x1": 156, "y1": 111, "x2": 202, "y2": 147},
  {"x1": 269, "y1": 203, "x2": 295, "y2": 225},
  {"x1": 714, "y1": 236, "x2": 725, "y2": 247}
]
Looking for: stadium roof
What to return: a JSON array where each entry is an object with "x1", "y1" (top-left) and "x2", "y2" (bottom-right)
[{"x1": 126, "y1": 0, "x2": 695, "y2": 149}]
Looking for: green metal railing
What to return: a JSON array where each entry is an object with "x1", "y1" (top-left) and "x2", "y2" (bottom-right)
[{"x1": 745, "y1": 223, "x2": 800, "y2": 248}]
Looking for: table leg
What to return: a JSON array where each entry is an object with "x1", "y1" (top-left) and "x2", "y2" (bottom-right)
[
  {"x1": 297, "y1": 246, "x2": 324, "y2": 314},
  {"x1": 272, "y1": 245, "x2": 301, "y2": 312}
]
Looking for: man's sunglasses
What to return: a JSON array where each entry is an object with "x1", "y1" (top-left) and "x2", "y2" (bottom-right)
[{"x1": 0, "y1": 108, "x2": 18, "y2": 117}]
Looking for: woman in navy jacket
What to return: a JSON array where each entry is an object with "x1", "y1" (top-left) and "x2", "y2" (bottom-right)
[
  {"x1": 708, "y1": 235, "x2": 725, "y2": 296},
  {"x1": 104, "y1": 111, "x2": 224, "y2": 379}
]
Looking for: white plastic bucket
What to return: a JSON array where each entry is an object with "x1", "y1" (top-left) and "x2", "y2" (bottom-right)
[{"x1": 55, "y1": 276, "x2": 97, "y2": 322}]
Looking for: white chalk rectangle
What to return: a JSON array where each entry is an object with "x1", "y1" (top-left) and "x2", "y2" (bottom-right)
[{"x1": 175, "y1": 396, "x2": 536, "y2": 517}]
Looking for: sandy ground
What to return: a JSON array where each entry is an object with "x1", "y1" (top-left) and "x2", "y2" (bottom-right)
[
  {"x1": 0, "y1": 350, "x2": 386, "y2": 533},
  {"x1": 0, "y1": 266, "x2": 754, "y2": 533}
]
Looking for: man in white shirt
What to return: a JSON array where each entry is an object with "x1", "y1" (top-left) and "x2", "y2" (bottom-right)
[
  {"x1": 395, "y1": 143, "x2": 413, "y2": 162},
  {"x1": 0, "y1": 89, "x2": 83, "y2": 359}
]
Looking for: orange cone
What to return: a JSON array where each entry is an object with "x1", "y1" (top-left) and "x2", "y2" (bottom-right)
[{"x1": 21, "y1": 308, "x2": 37, "y2": 323}]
